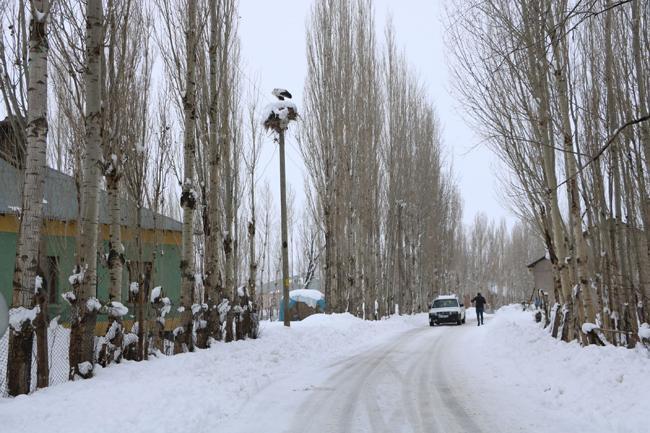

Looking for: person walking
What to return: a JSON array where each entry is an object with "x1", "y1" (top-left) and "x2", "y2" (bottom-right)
[{"x1": 471, "y1": 292, "x2": 486, "y2": 326}]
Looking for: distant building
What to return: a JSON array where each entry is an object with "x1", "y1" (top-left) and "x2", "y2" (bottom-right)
[
  {"x1": 0, "y1": 117, "x2": 25, "y2": 168},
  {"x1": 527, "y1": 256, "x2": 554, "y2": 301},
  {"x1": 0, "y1": 156, "x2": 182, "y2": 332},
  {"x1": 258, "y1": 277, "x2": 321, "y2": 321}
]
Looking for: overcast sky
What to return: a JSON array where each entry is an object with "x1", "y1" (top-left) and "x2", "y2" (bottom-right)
[
  {"x1": 1, "y1": 1, "x2": 515, "y2": 227},
  {"x1": 238, "y1": 0, "x2": 515, "y2": 227}
]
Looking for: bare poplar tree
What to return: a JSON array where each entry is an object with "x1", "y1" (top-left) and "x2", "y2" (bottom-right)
[
  {"x1": 242, "y1": 86, "x2": 263, "y2": 337},
  {"x1": 448, "y1": 0, "x2": 650, "y2": 344},
  {"x1": 177, "y1": 0, "x2": 198, "y2": 353},
  {"x1": 6, "y1": 0, "x2": 50, "y2": 396},
  {"x1": 68, "y1": 0, "x2": 103, "y2": 379}
]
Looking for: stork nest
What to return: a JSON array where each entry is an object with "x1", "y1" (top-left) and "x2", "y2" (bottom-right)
[{"x1": 263, "y1": 106, "x2": 298, "y2": 133}]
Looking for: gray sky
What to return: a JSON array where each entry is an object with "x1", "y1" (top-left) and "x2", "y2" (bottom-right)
[
  {"x1": 238, "y1": 0, "x2": 514, "y2": 227},
  {"x1": 1, "y1": 1, "x2": 514, "y2": 226}
]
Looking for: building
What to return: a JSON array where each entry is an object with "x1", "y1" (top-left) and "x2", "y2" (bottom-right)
[
  {"x1": 527, "y1": 256, "x2": 554, "y2": 301},
  {"x1": 0, "y1": 156, "x2": 182, "y2": 330},
  {"x1": 0, "y1": 117, "x2": 24, "y2": 168}
]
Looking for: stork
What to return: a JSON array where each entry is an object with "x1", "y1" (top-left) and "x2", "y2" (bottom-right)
[{"x1": 272, "y1": 88, "x2": 292, "y2": 101}]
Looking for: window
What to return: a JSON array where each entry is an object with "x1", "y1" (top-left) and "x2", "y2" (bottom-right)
[{"x1": 45, "y1": 256, "x2": 59, "y2": 304}]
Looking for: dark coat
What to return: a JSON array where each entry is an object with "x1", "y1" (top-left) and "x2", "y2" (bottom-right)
[{"x1": 471, "y1": 294, "x2": 487, "y2": 311}]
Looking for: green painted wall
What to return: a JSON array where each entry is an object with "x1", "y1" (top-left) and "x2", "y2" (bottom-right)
[{"x1": 0, "y1": 231, "x2": 181, "y2": 324}]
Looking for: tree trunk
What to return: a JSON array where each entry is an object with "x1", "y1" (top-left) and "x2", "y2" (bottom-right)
[
  {"x1": 70, "y1": 0, "x2": 103, "y2": 379},
  {"x1": 548, "y1": 10, "x2": 596, "y2": 341},
  {"x1": 178, "y1": 0, "x2": 197, "y2": 354},
  {"x1": 203, "y1": 0, "x2": 222, "y2": 345},
  {"x1": 7, "y1": 0, "x2": 50, "y2": 396},
  {"x1": 105, "y1": 172, "x2": 124, "y2": 364}
]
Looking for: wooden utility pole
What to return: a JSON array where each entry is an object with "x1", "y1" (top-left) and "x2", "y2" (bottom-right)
[
  {"x1": 263, "y1": 90, "x2": 298, "y2": 327},
  {"x1": 279, "y1": 127, "x2": 291, "y2": 327}
]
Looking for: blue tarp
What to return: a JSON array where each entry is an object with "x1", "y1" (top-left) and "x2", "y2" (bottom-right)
[{"x1": 278, "y1": 294, "x2": 326, "y2": 321}]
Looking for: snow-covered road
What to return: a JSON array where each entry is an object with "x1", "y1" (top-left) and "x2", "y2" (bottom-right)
[
  {"x1": 221, "y1": 308, "x2": 650, "y2": 433},
  {"x1": 226, "y1": 323, "x2": 486, "y2": 433},
  {"x1": 1, "y1": 307, "x2": 648, "y2": 433},
  {"x1": 288, "y1": 325, "x2": 483, "y2": 433}
]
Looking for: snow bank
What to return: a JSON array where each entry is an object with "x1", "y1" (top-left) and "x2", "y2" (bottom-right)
[
  {"x1": 0, "y1": 313, "x2": 423, "y2": 433},
  {"x1": 289, "y1": 289, "x2": 324, "y2": 309},
  {"x1": 638, "y1": 323, "x2": 650, "y2": 341},
  {"x1": 454, "y1": 305, "x2": 650, "y2": 433}
]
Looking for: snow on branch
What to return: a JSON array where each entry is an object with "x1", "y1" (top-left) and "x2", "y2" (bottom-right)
[
  {"x1": 86, "y1": 297, "x2": 102, "y2": 313},
  {"x1": 9, "y1": 306, "x2": 40, "y2": 330},
  {"x1": 61, "y1": 291, "x2": 76, "y2": 304},
  {"x1": 107, "y1": 301, "x2": 128, "y2": 317}
]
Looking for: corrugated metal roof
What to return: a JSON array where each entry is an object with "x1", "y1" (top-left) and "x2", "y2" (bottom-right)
[{"x1": 0, "y1": 157, "x2": 181, "y2": 232}]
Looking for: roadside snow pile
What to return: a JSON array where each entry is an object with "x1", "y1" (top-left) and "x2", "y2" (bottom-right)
[
  {"x1": 455, "y1": 305, "x2": 650, "y2": 433},
  {"x1": 638, "y1": 323, "x2": 650, "y2": 341},
  {"x1": 0, "y1": 313, "x2": 424, "y2": 433},
  {"x1": 289, "y1": 289, "x2": 324, "y2": 308}
]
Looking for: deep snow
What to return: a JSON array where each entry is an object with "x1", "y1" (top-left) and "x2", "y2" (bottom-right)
[
  {"x1": 0, "y1": 306, "x2": 647, "y2": 433},
  {"x1": 0, "y1": 313, "x2": 422, "y2": 433},
  {"x1": 455, "y1": 306, "x2": 650, "y2": 433}
]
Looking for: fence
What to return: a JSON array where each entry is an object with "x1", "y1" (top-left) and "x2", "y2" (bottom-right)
[{"x1": 0, "y1": 321, "x2": 70, "y2": 397}]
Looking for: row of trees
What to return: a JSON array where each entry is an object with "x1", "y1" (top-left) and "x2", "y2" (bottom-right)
[
  {"x1": 1, "y1": 0, "x2": 555, "y2": 398},
  {"x1": 455, "y1": 214, "x2": 544, "y2": 305},
  {"x1": 449, "y1": 0, "x2": 650, "y2": 344},
  {"x1": 298, "y1": 0, "x2": 544, "y2": 316},
  {"x1": 300, "y1": 0, "x2": 464, "y2": 317},
  {"x1": 1, "y1": 0, "x2": 274, "y2": 396}
]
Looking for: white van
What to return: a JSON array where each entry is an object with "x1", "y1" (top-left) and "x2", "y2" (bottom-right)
[{"x1": 429, "y1": 294, "x2": 466, "y2": 326}]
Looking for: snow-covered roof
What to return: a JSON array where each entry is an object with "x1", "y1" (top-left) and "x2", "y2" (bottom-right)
[
  {"x1": 435, "y1": 294, "x2": 459, "y2": 300},
  {"x1": 289, "y1": 289, "x2": 324, "y2": 309}
]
